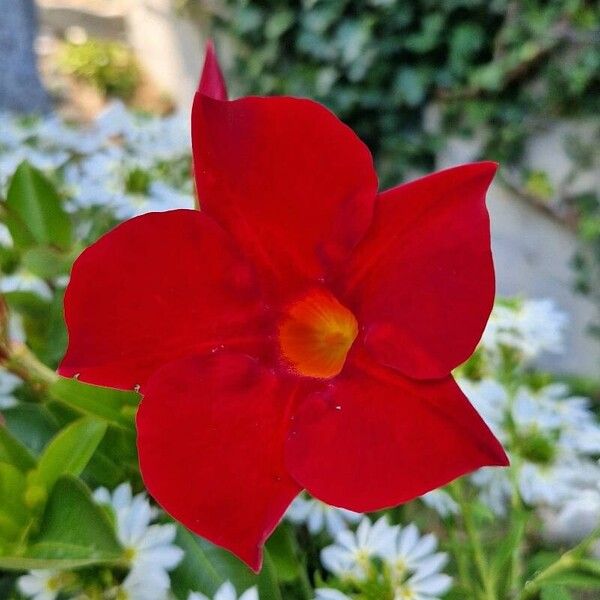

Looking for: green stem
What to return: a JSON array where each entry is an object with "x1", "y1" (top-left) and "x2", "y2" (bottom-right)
[
  {"x1": 4, "y1": 342, "x2": 58, "y2": 393},
  {"x1": 519, "y1": 526, "x2": 600, "y2": 599},
  {"x1": 507, "y1": 456, "x2": 527, "y2": 596},
  {"x1": 297, "y1": 562, "x2": 313, "y2": 600},
  {"x1": 448, "y1": 525, "x2": 476, "y2": 597},
  {"x1": 450, "y1": 480, "x2": 496, "y2": 600}
]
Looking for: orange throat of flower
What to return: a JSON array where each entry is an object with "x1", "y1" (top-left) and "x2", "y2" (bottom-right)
[{"x1": 278, "y1": 289, "x2": 358, "y2": 379}]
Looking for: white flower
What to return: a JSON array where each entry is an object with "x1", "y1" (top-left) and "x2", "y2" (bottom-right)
[
  {"x1": 17, "y1": 570, "x2": 64, "y2": 600},
  {"x1": 94, "y1": 482, "x2": 183, "y2": 600},
  {"x1": 120, "y1": 566, "x2": 171, "y2": 600},
  {"x1": 321, "y1": 516, "x2": 398, "y2": 580},
  {"x1": 420, "y1": 489, "x2": 458, "y2": 518},
  {"x1": 314, "y1": 589, "x2": 352, "y2": 600},
  {"x1": 384, "y1": 524, "x2": 448, "y2": 582},
  {"x1": 457, "y1": 378, "x2": 508, "y2": 442},
  {"x1": 471, "y1": 467, "x2": 513, "y2": 516},
  {"x1": 286, "y1": 495, "x2": 362, "y2": 536},
  {"x1": 481, "y1": 299, "x2": 567, "y2": 361},
  {"x1": 0, "y1": 223, "x2": 13, "y2": 247},
  {"x1": 1, "y1": 269, "x2": 52, "y2": 300},
  {"x1": 0, "y1": 369, "x2": 20, "y2": 408},
  {"x1": 541, "y1": 487, "x2": 600, "y2": 545},
  {"x1": 188, "y1": 581, "x2": 258, "y2": 600},
  {"x1": 394, "y1": 569, "x2": 453, "y2": 600}
]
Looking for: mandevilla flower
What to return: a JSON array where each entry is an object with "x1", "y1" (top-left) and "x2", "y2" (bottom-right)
[{"x1": 59, "y1": 42, "x2": 507, "y2": 570}]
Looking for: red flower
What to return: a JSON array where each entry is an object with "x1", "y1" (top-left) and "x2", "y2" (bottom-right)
[{"x1": 59, "y1": 43, "x2": 508, "y2": 571}]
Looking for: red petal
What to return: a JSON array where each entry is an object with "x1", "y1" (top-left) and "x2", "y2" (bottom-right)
[
  {"x1": 198, "y1": 40, "x2": 227, "y2": 100},
  {"x1": 60, "y1": 210, "x2": 266, "y2": 389},
  {"x1": 192, "y1": 94, "x2": 377, "y2": 297},
  {"x1": 341, "y1": 162, "x2": 497, "y2": 379},
  {"x1": 285, "y1": 355, "x2": 507, "y2": 512},
  {"x1": 136, "y1": 352, "x2": 301, "y2": 571}
]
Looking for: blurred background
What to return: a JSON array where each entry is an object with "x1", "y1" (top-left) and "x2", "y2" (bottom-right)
[{"x1": 4, "y1": 0, "x2": 597, "y2": 376}]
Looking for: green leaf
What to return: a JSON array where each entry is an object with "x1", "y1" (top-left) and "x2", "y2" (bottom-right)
[
  {"x1": 170, "y1": 526, "x2": 282, "y2": 600},
  {"x1": 50, "y1": 377, "x2": 139, "y2": 430},
  {"x1": 0, "y1": 476, "x2": 123, "y2": 570},
  {"x1": 542, "y1": 569, "x2": 600, "y2": 589},
  {"x1": 0, "y1": 463, "x2": 30, "y2": 539},
  {"x1": 0, "y1": 425, "x2": 37, "y2": 471},
  {"x1": 22, "y1": 245, "x2": 74, "y2": 279},
  {"x1": 541, "y1": 585, "x2": 573, "y2": 600},
  {"x1": 265, "y1": 522, "x2": 300, "y2": 582},
  {"x1": 31, "y1": 417, "x2": 107, "y2": 490},
  {"x1": 83, "y1": 427, "x2": 139, "y2": 489},
  {"x1": 4, "y1": 162, "x2": 72, "y2": 250},
  {"x1": 491, "y1": 509, "x2": 526, "y2": 585},
  {"x1": 2, "y1": 403, "x2": 59, "y2": 455}
]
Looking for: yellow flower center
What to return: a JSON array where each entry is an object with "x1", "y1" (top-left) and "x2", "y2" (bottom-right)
[{"x1": 278, "y1": 289, "x2": 358, "y2": 379}]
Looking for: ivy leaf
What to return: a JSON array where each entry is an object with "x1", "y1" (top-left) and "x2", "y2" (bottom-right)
[
  {"x1": 4, "y1": 162, "x2": 72, "y2": 251},
  {"x1": 0, "y1": 476, "x2": 123, "y2": 570}
]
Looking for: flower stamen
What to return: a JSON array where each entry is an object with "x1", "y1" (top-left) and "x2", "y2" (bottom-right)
[{"x1": 278, "y1": 289, "x2": 358, "y2": 379}]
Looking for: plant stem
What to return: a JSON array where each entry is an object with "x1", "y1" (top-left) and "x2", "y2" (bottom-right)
[
  {"x1": 519, "y1": 525, "x2": 600, "y2": 599},
  {"x1": 450, "y1": 480, "x2": 496, "y2": 600},
  {"x1": 4, "y1": 342, "x2": 58, "y2": 393},
  {"x1": 448, "y1": 525, "x2": 477, "y2": 597},
  {"x1": 507, "y1": 456, "x2": 527, "y2": 596}
]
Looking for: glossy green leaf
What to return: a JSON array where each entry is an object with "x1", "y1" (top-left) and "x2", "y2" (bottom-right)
[
  {"x1": 31, "y1": 417, "x2": 107, "y2": 490},
  {"x1": 170, "y1": 526, "x2": 282, "y2": 600},
  {"x1": 0, "y1": 476, "x2": 123, "y2": 570},
  {"x1": 4, "y1": 162, "x2": 72, "y2": 250},
  {"x1": 0, "y1": 425, "x2": 36, "y2": 471},
  {"x1": 50, "y1": 377, "x2": 139, "y2": 430}
]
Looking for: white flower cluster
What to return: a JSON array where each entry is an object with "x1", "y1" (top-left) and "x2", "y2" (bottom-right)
[
  {"x1": 460, "y1": 299, "x2": 600, "y2": 549},
  {"x1": 462, "y1": 379, "x2": 600, "y2": 513},
  {"x1": 189, "y1": 581, "x2": 258, "y2": 600},
  {"x1": 17, "y1": 483, "x2": 184, "y2": 600},
  {"x1": 480, "y1": 298, "x2": 568, "y2": 363},
  {"x1": 0, "y1": 103, "x2": 194, "y2": 219},
  {"x1": 286, "y1": 494, "x2": 362, "y2": 536},
  {"x1": 93, "y1": 482, "x2": 184, "y2": 599},
  {"x1": 318, "y1": 516, "x2": 452, "y2": 600}
]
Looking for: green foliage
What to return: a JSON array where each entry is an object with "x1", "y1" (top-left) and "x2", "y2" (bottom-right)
[
  {"x1": 28, "y1": 417, "x2": 107, "y2": 494},
  {"x1": 0, "y1": 476, "x2": 124, "y2": 571},
  {"x1": 4, "y1": 162, "x2": 72, "y2": 251},
  {"x1": 170, "y1": 526, "x2": 282, "y2": 599},
  {"x1": 50, "y1": 378, "x2": 139, "y2": 431},
  {"x1": 58, "y1": 38, "x2": 141, "y2": 100},
  {"x1": 206, "y1": 0, "x2": 599, "y2": 186}
]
